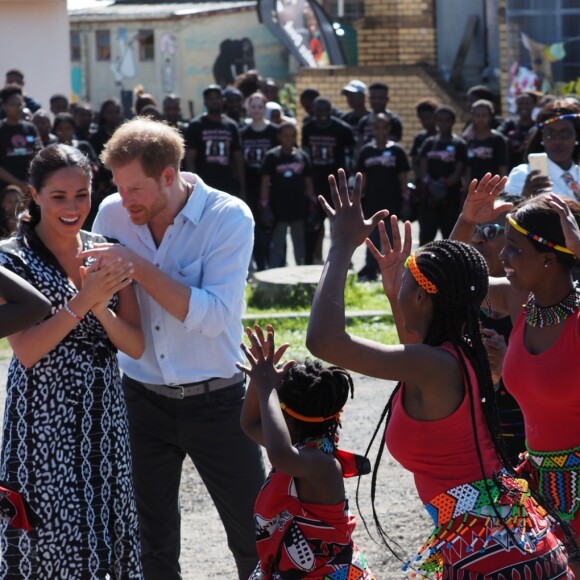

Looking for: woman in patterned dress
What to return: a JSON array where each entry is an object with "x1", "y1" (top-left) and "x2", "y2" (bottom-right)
[{"x1": 0, "y1": 144, "x2": 145, "y2": 579}]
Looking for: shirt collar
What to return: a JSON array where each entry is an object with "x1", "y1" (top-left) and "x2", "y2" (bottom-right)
[{"x1": 180, "y1": 172, "x2": 208, "y2": 225}]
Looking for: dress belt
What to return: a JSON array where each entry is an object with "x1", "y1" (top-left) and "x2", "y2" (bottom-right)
[{"x1": 139, "y1": 372, "x2": 244, "y2": 400}]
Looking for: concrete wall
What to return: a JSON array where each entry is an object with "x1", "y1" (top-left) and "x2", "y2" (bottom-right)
[
  {"x1": 70, "y1": 9, "x2": 288, "y2": 117},
  {"x1": 0, "y1": 0, "x2": 70, "y2": 112}
]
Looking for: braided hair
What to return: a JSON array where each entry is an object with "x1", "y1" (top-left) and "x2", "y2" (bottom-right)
[
  {"x1": 358, "y1": 240, "x2": 523, "y2": 559},
  {"x1": 511, "y1": 194, "x2": 580, "y2": 268},
  {"x1": 278, "y1": 359, "x2": 354, "y2": 443}
]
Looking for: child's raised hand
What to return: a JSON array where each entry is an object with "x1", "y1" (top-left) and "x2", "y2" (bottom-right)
[
  {"x1": 244, "y1": 324, "x2": 290, "y2": 369},
  {"x1": 237, "y1": 326, "x2": 295, "y2": 392}
]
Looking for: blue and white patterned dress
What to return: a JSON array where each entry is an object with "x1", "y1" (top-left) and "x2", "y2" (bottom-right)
[{"x1": 0, "y1": 228, "x2": 142, "y2": 579}]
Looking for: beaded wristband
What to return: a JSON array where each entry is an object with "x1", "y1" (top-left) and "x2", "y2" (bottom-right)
[{"x1": 63, "y1": 302, "x2": 83, "y2": 321}]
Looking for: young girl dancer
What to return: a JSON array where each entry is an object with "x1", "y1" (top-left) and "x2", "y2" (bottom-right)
[
  {"x1": 307, "y1": 169, "x2": 573, "y2": 578},
  {"x1": 238, "y1": 324, "x2": 374, "y2": 579}
]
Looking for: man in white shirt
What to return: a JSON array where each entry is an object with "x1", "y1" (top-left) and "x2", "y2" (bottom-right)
[{"x1": 82, "y1": 117, "x2": 265, "y2": 579}]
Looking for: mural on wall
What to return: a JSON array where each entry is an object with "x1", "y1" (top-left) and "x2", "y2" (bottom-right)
[
  {"x1": 161, "y1": 33, "x2": 178, "y2": 93},
  {"x1": 111, "y1": 27, "x2": 137, "y2": 85},
  {"x1": 256, "y1": 0, "x2": 345, "y2": 67},
  {"x1": 213, "y1": 38, "x2": 256, "y2": 87}
]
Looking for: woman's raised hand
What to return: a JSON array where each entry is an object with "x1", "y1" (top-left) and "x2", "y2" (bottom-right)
[
  {"x1": 367, "y1": 215, "x2": 412, "y2": 298},
  {"x1": 548, "y1": 193, "x2": 580, "y2": 257},
  {"x1": 462, "y1": 173, "x2": 511, "y2": 225},
  {"x1": 319, "y1": 169, "x2": 389, "y2": 250}
]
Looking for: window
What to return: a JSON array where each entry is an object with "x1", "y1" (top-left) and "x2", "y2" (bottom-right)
[
  {"x1": 139, "y1": 29, "x2": 154, "y2": 61},
  {"x1": 96, "y1": 30, "x2": 111, "y2": 61},
  {"x1": 70, "y1": 31, "x2": 81, "y2": 61},
  {"x1": 506, "y1": 0, "x2": 580, "y2": 84}
]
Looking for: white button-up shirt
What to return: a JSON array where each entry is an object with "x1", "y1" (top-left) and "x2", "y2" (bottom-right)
[
  {"x1": 93, "y1": 173, "x2": 254, "y2": 385},
  {"x1": 505, "y1": 157, "x2": 580, "y2": 199}
]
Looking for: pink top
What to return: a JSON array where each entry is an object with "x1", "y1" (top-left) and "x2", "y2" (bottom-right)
[
  {"x1": 503, "y1": 307, "x2": 580, "y2": 451},
  {"x1": 385, "y1": 344, "x2": 501, "y2": 504}
]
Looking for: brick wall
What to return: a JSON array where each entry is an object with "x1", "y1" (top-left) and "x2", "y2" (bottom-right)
[{"x1": 357, "y1": 0, "x2": 436, "y2": 66}]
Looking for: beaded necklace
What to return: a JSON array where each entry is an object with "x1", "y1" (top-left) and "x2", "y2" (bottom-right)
[{"x1": 524, "y1": 288, "x2": 580, "y2": 327}]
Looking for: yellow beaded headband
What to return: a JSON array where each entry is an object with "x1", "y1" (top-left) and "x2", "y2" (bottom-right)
[
  {"x1": 507, "y1": 216, "x2": 575, "y2": 255},
  {"x1": 280, "y1": 402, "x2": 343, "y2": 423},
  {"x1": 404, "y1": 253, "x2": 438, "y2": 294}
]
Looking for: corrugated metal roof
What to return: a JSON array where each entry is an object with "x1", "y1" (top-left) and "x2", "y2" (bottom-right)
[{"x1": 68, "y1": 1, "x2": 255, "y2": 21}]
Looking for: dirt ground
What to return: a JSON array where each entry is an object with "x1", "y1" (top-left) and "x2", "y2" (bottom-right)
[{"x1": 177, "y1": 372, "x2": 431, "y2": 580}]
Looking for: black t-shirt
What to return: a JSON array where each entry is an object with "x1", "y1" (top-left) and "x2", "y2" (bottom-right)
[
  {"x1": 357, "y1": 110, "x2": 404, "y2": 144},
  {"x1": 418, "y1": 134, "x2": 467, "y2": 187},
  {"x1": 185, "y1": 114, "x2": 242, "y2": 193},
  {"x1": 466, "y1": 130, "x2": 508, "y2": 181},
  {"x1": 240, "y1": 123, "x2": 279, "y2": 207},
  {"x1": 498, "y1": 119, "x2": 534, "y2": 170},
  {"x1": 0, "y1": 120, "x2": 41, "y2": 188},
  {"x1": 301, "y1": 117, "x2": 355, "y2": 186},
  {"x1": 356, "y1": 142, "x2": 410, "y2": 215},
  {"x1": 261, "y1": 146, "x2": 311, "y2": 222},
  {"x1": 410, "y1": 129, "x2": 436, "y2": 159}
]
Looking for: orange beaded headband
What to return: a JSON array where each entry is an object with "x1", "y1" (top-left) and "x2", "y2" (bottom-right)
[
  {"x1": 404, "y1": 253, "x2": 438, "y2": 294},
  {"x1": 280, "y1": 402, "x2": 343, "y2": 423}
]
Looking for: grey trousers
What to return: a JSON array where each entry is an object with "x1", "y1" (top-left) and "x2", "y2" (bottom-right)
[{"x1": 122, "y1": 375, "x2": 266, "y2": 580}]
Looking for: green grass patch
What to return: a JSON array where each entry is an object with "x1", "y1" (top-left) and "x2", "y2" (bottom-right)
[
  {"x1": 243, "y1": 280, "x2": 399, "y2": 359},
  {"x1": 242, "y1": 314, "x2": 399, "y2": 360},
  {"x1": 245, "y1": 279, "x2": 390, "y2": 314}
]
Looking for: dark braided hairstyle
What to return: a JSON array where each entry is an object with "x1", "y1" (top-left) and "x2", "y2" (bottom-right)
[
  {"x1": 510, "y1": 194, "x2": 580, "y2": 269},
  {"x1": 278, "y1": 358, "x2": 354, "y2": 442},
  {"x1": 357, "y1": 240, "x2": 525, "y2": 559}
]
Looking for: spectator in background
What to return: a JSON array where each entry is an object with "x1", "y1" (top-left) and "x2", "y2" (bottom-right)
[
  {"x1": 235, "y1": 69, "x2": 262, "y2": 99},
  {"x1": 462, "y1": 84, "x2": 504, "y2": 139},
  {"x1": 0, "y1": 69, "x2": 41, "y2": 120},
  {"x1": 185, "y1": 84, "x2": 246, "y2": 199},
  {"x1": 340, "y1": 80, "x2": 369, "y2": 134},
  {"x1": 73, "y1": 102, "x2": 96, "y2": 141},
  {"x1": 499, "y1": 91, "x2": 537, "y2": 170},
  {"x1": 505, "y1": 99, "x2": 580, "y2": 198},
  {"x1": 261, "y1": 78, "x2": 279, "y2": 103},
  {"x1": 302, "y1": 97, "x2": 355, "y2": 264},
  {"x1": 465, "y1": 99, "x2": 508, "y2": 183},
  {"x1": 162, "y1": 94, "x2": 188, "y2": 132},
  {"x1": 49, "y1": 93, "x2": 69, "y2": 117},
  {"x1": 90, "y1": 97, "x2": 124, "y2": 213},
  {"x1": 261, "y1": 122, "x2": 313, "y2": 267},
  {"x1": 357, "y1": 82, "x2": 404, "y2": 146},
  {"x1": 0, "y1": 84, "x2": 41, "y2": 191},
  {"x1": 416, "y1": 105, "x2": 467, "y2": 245},
  {"x1": 299, "y1": 88, "x2": 320, "y2": 126},
  {"x1": 0, "y1": 184, "x2": 22, "y2": 237},
  {"x1": 241, "y1": 92, "x2": 279, "y2": 271},
  {"x1": 139, "y1": 105, "x2": 162, "y2": 121},
  {"x1": 356, "y1": 112, "x2": 410, "y2": 281},
  {"x1": 224, "y1": 88, "x2": 245, "y2": 127},
  {"x1": 134, "y1": 88, "x2": 157, "y2": 117},
  {"x1": 409, "y1": 98, "x2": 439, "y2": 176},
  {"x1": 31, "y1": 110, "x2": 58, "y2": 147}
]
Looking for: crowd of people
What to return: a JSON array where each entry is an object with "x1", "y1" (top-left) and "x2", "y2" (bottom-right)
[{"x1": 0, "y1": 63, "x2": 579, "y2": 579}]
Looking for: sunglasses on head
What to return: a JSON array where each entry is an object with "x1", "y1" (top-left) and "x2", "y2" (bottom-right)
[{"x1": 475, "y1": 223, "x2": 505, "y2": 241}]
